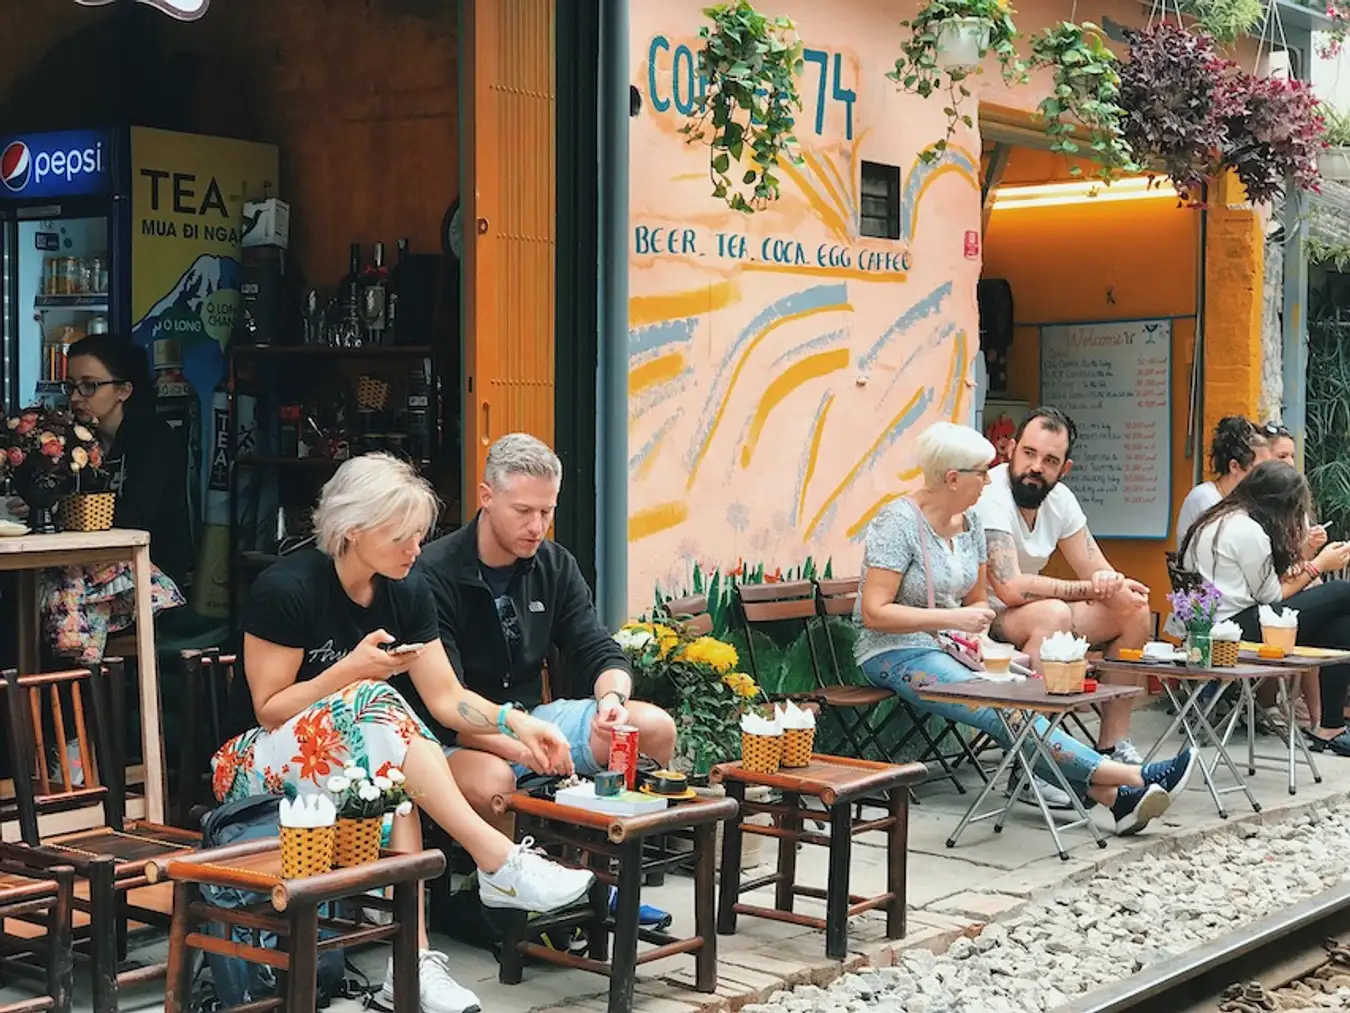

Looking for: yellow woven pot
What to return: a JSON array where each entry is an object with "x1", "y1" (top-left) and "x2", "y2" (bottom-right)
[
  {"x1": 1043, "y1": 659, "x2": 1087, "y2": 695},
  {"x1": 333, "y1": 817, "x2": 382, "y2": 868},
  {"x1": 280, "y1": 825, "x2": 335, "y2": 879},
  {"x1": 1212, "y1": 640, "x2": 1240, "y2": 668},
  {"x1": 781, "y1": 728, "x2": 815, "y2": 768},
  {"x1": 740, "y1": 732, "x2": 783, "y2": 774},
  {"x1": 57, "y1": 492, "x2": 116, "y2": 532}
]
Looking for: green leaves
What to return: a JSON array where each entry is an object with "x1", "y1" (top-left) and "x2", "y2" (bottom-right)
[{"x1": 686, "y1": 1, "x2": 804, "y2": 213}]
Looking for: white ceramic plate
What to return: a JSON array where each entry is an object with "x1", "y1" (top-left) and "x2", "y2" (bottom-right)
[{"x1": 0, "y1": 520, "x2": 31, "y2": 537}]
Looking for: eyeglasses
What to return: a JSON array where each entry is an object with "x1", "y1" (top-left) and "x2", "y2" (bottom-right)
[
  {"x1": 955, "y1": 467, "x2": 991, "y2": 476},
  {"x1": 61, "y1": 379, "x2": 123, "y2": 398}
]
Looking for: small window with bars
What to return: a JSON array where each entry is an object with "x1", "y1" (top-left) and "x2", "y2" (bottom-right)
[{"x1": 859, "y1": 161, "x2": 900, "y2": 240}]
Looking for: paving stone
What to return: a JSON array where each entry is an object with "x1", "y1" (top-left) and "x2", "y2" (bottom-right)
[{"x1": 927, "y1": 891, "x2": 1027, "y2": 922}]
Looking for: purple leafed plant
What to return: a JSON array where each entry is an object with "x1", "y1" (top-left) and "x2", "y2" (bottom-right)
[{"x1": 1168, "y1": 581, "x2": 1223, "y2": 631}]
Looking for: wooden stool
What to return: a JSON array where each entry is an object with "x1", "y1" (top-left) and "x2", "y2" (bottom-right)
[
  {"x1": 0, "y1": 856, "x2": 75, "y2": 1013},
  {"x1": 145, "y1": 839, "x2": 445, "y2": 1013},
  {"x1": 491, "y1": 791, "x2": 739, "y2": 1013},
  {"x1": 713, "y1": 754, "x2": 926, "y2": 960}
]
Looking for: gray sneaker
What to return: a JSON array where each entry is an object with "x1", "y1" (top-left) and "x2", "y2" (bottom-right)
[
  {"x1": 1008, "y1": 771, "x2": 1075, "y2": 810},
  {"x1": 1108, "y1": 739, "x2": 1144, "y2": 765}
]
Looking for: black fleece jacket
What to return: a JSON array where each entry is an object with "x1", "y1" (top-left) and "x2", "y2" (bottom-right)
[{"x1": 401, "y1": 515, "x2": 631, "y2": 740}]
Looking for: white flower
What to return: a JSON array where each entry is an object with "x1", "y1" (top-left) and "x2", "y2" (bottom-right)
[
  {"x1": 386, "y1": 768, "x2": 406, "y2": 783},
  {"x1": 395, "y1": 800, "x2": 413, "y2": 817},
  {"x1": 358, "y1": 783, "x2": 381, "y2": 802},
  {"x1": 326, "y1": 776, "x2": 351, "y2": 793},
  {"x1": 72, "y1": 424, "x2": 93, "y2": 442},
  {"x1": 344, "y1": 766, "x2": 368, "y2": 781},
  {"x1": 372, "y1": 776, "x2": 392, "y2": 791},
  {"x1": 614, "y1": 628, "x2": 654, "y2": 651}
]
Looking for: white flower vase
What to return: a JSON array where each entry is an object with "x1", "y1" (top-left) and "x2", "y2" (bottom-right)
[{"x1": 935, "y1": 17, "x2": 992, "y2": 71}]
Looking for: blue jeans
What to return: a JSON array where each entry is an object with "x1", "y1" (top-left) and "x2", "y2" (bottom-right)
[{"x1": 861, "y1": 648, "x2": 1105, "y2": 799}]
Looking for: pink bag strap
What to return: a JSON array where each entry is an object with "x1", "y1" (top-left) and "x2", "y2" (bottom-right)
[{"x1": 903, "y1": 498, "x2": 937, "y2": 610}]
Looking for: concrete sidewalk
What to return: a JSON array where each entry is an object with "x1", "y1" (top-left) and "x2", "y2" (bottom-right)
[{"x1": 25, "y1": 704, "x2": 1350, "y2": 1013}]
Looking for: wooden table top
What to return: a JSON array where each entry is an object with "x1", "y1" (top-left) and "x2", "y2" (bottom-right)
[
  {"x1": 713, "y1": 753, "x2": 927, "y2": 805},
  {"x1": 1093, "y1": 658, "x2": 1294, "y2": 680},
  {"x1": 914, "y1": 678, "x2": 1142, "y2": 712},
  {"x1": 495, "y1": 789, "x2": 741, "y2": 843},
  {"x1": 1237, "y1": 649, "x2": 1350, "y2": 668},
  {"x1": 0, "y1": 527, "x2": 149, "y2": 554}
]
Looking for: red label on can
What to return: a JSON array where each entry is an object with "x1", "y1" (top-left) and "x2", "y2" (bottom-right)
[
  {"x1": 964, "y1": 230, "x2": 980, "y2": 259},
  {"x1": 609, "y1": 725, "x2": 639, "y2": 790}
]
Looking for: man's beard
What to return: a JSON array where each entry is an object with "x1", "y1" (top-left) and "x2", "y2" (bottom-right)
[{"x1": 1009, "y1": 471, "x2": 1055, "y2": 509}]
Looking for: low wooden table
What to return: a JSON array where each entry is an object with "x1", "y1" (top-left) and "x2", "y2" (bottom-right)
[
  {"x1": 711, "y1": 754, "x2": 925, "y2": 960},
  {"x1": 492, "y1": 790, "x2": 739, "y2": 1013},
  {"x1": 914, "y1": 679, "x2": 1142, "y2": 860},
  {"x1": 145, "y1": 839, "x2": 444, "y2": 1013}
]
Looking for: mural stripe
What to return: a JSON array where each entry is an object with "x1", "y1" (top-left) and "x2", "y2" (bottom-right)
[
  {"x1": 630, "y1": 280, "x2": 739, "y2": 328},
  {"x1": 629, "y1": 501, "x2": 690, "y2": 543},
  {"x1": 802, "y1": 149, "x2": 853, "y2": 228},
  {"x1": 896, "y1": 466, "x2": 922, "y2": 481},
  {"x1": 902, "y1": 151, "x2": 978, "y2": 243},
  {"x1": 630, "y1": 318, "x2": 696, "y2": 359},
  {"x1": 880, "y1": 322, "x2": 956, "y2": 402},
  {"x1": 803, "y1": 386, "x2": 933, "y2": 540},
  {"x1": 795, "y1": 392, "x2": 835, "y2": 526},
  {"x1": 770, "y1": 328, "x2": 848, "y2": 369},
  {"x1": 740, "y1": 348, "x2": 849, "y2": 467},
  {"x1": 847, "y1": 491, "x2": 908, "y2": 541},
  {"x1": 779, "y1": 159, "x2": 853, "y2": 244},
  {"x1": 939, "y1": 334, "x2": 963, "y2": 416},
  {"x1": 631, "y1": 412, "x2": 682, "y2": 478},
  {"x1": 949, "y1": 329, "x2": 969, "y2": 422},
  {"x1": 860, "y1": 282, "x2": 953, "y2": 369},
  {"x1": 742, "y1": 262, "x2": 906, "y2": 284},
  {"x1": 820, "y1": 151, "x2": 857, "y2": 220},
  {"x1": 630, "y1": 352, "x2": 687, "y2": 396}
]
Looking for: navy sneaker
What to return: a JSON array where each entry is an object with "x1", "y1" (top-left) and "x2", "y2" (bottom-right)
[
  {"x1": 1110, "y1": 783, "x2": 1170, "y2": 836},
  {"x1": 609, "y1": 886, "x2": 673, "y2": 930},
  {"x1": 1140, "y1": 747, "x2": 1196, "y2": 801}
]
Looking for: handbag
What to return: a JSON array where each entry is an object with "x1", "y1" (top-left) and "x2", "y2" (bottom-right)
[{"x1": 904, "y1": 499, "x2": 985, "y2": 672}]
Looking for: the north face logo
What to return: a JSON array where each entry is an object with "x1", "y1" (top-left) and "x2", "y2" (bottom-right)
[{"x1": 74, "y1": 0, "x2": 210, "y2": 19}]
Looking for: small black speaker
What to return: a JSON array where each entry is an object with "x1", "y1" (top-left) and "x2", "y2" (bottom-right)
[{"x1": 391, "y1": 252, "x2": 444, "y2": 347}]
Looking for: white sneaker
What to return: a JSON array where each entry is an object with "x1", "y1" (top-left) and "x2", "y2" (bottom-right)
[
  {"x1": 1109, "y1": 739, "x2": 1145, "y2": 765},
  {"x1": 371, "y1": 950, "x2": 481, "y2": 1013},
  {"x1": 1012, "y1": 774, "x2": 1075, "y2": 810},
  {"x1": 478, "y1": 836, "x2": 596, "y2": 912}
]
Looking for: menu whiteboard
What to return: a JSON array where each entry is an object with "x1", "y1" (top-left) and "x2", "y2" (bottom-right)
[{"x1": 1038, "y1": 318, "x2": 1172, "y2": 540}]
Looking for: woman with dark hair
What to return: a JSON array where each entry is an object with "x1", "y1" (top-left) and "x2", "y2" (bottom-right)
[
  {"x1": 1181, "y1": 460, "x2": 1350, "y2": 753},
  {"x1": 1176, "y1": 417, "x2": 1269, "y2": 543}
]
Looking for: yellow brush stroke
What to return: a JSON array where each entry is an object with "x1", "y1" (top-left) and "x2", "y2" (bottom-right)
[
  {"x1": 628, "y1": 501, "x2": 689, "y2": 542},
  {"x1": 805, "y1": 388, "x2": 925, "y2": 541},
  {"x1": 847, "y1": 492, "x2": 909, "y2": 541},
  {"x1": 798, "y1": 393, "x2": 835, "y2": 523},
  {"x1": 949, "y1": 331, "x2": 968, "y2": 422},
  {"x1": 848, "y1": 129, "x2": 872, "y2": 208},
  {"x1": 820, "y1": 153, "x2": 854, "y2": 219},
  {"x1": 741, "y1": 348, "x2": 849, "y2": 467},
  {"x1": 629, "y1": 352, "x2": 686, "y2": 396},
  {"x1": 938, "y1": 336, "x2": 962, "y2": 418},
  {"x1": 630, "y1": 280, "x2": 739, "y2": 328},
  {"x1": 896, "y1": 466, "x2": 921, "y2": 481},
  {"x1": 779, "y1": 159, "x2": 852, "y2": 244},
  {"x1": 802, "y1": 149, "x2": 851, "y2": 228},
  {"x1": 687, "y1": 302, "x2": 853, "y2": 489},
  {"x1": 742, "y1": 263, "x2": 907, "y2": 284},
  {"x1": 910, "y1": 164, "x2": 979, "y2": 241}
]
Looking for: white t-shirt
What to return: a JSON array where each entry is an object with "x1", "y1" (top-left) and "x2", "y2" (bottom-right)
[
  {"x1": 1177, "y1": 481, "x2": 1222, "y2": 545},
  {"x1": 976, "y1": 463, "x2": 1089, "y2": 577},
  {"x1": 1181, "y1": 510, "x2": 1282, "y2": 622}
]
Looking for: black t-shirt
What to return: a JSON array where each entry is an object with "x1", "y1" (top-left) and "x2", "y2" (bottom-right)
[{"x1": 243, "y1": 549, "x2": 440, "y2": 683}]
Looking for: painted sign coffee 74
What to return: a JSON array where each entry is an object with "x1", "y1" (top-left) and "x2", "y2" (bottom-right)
[{"x1": 74, "y1": 0, "x2": 209, "y2": 19}]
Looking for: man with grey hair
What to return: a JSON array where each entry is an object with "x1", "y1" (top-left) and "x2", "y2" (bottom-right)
[{"x1": 408, "y1": 433, "x2": 678, "y2": 925}]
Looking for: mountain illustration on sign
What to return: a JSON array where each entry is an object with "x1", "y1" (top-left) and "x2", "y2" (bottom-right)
[{"x1": 131, "y1": 253, "x2": 241, "y2": 350}]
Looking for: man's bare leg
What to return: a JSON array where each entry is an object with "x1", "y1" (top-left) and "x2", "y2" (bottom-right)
[
  {"x1": 992, "y1": 599, "x2": 1075, "y2": 670},
  {"x1": 1069, "y1": 599, "x2": 1153, "y2": 751}
]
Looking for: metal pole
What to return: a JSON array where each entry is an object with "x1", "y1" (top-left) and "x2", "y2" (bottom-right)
[{"x1": 596, "y1": 0, "x2": 630, "y2": 631}]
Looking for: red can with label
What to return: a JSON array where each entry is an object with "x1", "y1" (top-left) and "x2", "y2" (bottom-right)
[{"x1": 609, "y1": 725, "x2": 640, "y2": 790}]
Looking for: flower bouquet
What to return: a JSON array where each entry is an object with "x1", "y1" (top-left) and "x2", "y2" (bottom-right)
[
  {"x1": 1168, "y1": 581, "x2": 1222, "y2": 666},
  {"x1": 326, "y1": 764, "x2": 413, "y2": 868},
  {"x1": 0, "y1": 406, "x2": 106, "y2": 533}
]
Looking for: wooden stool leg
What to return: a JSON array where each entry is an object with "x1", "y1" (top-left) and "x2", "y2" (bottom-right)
[
  {"x1": 586, "y1": 870, "x2": 610, "y2": 963},
  {"x1": 497, "y1": 909, "x2": 528, "y2": 985},
  {"x1": 47, "y1": 875, "x2": 75, "y2": 1013},
  {"x1": 392, "y1": 881, "x2": 420, "y2": 1011},
  {"x1": 163, "y1": 882, "x2": 195, "y2": 1013},
  {"x1": 285, "y1": 905, "x2": 320, "y2": 1012},
  {"x1": 693, "y1": 822, "x2": 717, "y2": 992},
  {"x1": 825, "y1": 802, "x2": 852, "y2": 961},
  {"x1": 607, "y1": 840, "x2": 643, "y2": 1013},
  {"x1": 776, "y1": 792, "x2": 800, "y2": 913},
  {"x1": 88, "y1": 860, "x2": 120, "y2": 1013},
  {"x1": 886, "y1": 786, "x2": 909, "y2": 940},
  {"x1": 716, "y1": 781, "x2": 746, "y2": 935}
]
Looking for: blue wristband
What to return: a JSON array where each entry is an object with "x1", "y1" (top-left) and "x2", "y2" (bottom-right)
[{"x1": 497, "y1": 702, "x2": 520, "y2": 739}]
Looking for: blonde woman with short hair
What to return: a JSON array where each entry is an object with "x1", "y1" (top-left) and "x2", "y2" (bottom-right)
[{"x1": 211, "y1": 453, "x2": 594, "y2": 1013}]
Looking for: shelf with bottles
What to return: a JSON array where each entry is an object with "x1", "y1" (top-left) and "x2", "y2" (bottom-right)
[
  {"x1": 34, "y1": 294, "x2": 110, "y2": 312},
  {"x1": 229, "y1": 343, "x2": 432, "y2": 359}
]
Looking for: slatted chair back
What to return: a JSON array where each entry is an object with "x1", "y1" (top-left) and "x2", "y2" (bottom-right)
[
  {"x1": 815, "y1": 578, "x2": 858, "y2": 617},
  {"x1": 1, "y1": 664, "x2": 117, "y2": 847},
  {"x1": 737, "y1": 581, "x2": 818, "y2": 624},
  {"x1": 661, "y1": 593, "x2": 713, "y2": 636},
  {"x1": 178, "y1": 650, "x2": 240, "y2": 822}
]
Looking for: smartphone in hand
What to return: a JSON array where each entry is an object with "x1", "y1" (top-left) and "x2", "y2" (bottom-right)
[{"x1": 387, "y1": 642, "x2": 425, "y2": 655}]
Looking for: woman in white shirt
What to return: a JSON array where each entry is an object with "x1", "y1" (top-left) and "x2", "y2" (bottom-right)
[
  {"x1": 1181, "y1": 461, "x2": 1350, "y2": 754},
  {"x1": 1176, "y1": 416, "x2": 1269, "y2": 544}
]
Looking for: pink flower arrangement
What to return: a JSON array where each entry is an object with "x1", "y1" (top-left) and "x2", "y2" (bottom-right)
[{"x1": 1, "y1": 406, "x2": 106, "y2": 492}]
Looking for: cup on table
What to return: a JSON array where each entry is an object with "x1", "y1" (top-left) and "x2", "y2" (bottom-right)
[
  {"x1": 982, "y1": 641, "x2": 1015, "y2": 674},
  {"x1": 1261, "y1": 624, "x2": 1297, "y2": 652}
]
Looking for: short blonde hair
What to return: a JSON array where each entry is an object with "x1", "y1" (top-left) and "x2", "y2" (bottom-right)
[
  {"x1": 484, "y1": 432, "x2": 562, "y2": 489},
  {"x1": 312, "y1": 453, "x2": 439, "y2": 557},
  {"x1": 917, "y1": 422, "x2": 996, "y2": 484}
]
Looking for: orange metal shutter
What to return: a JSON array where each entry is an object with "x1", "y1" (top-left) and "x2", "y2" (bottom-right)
[{"x1": 461, "y1": 0, "x2": 557, "y2": 513}]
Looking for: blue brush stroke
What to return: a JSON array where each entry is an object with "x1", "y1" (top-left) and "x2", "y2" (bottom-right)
[
  {"x1": 629, "y1": 411, "x2": 683, "y2": 476},
  {"x1": 630, "y1": 318, "x2": 696, "y2": 360},
  {"x1": 901, "y1": 148, "x2": 978, "y2": 243},
  {"x1": 687, "y1": 284, "x2": 848, "y2": 469},
  {"x1": 791, "y1": 391, "x2": 835, "y2": 527},
  {"x1": 880, "y1": 322, "x2": 956, "y2": 401},
  {"x1": 770, "y1": 328, "x2": 849, "y2": 370},
  {"x1": 859, "y1": 283, "x2": 953, "y2": 370},
  {"x1": 629, "y1": 371, "x2": 693, "y2": 423}
]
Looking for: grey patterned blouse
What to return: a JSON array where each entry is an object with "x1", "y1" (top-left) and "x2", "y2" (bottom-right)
[{"x1": 852, "y1": 501, "x2": 988, "y2": 663}]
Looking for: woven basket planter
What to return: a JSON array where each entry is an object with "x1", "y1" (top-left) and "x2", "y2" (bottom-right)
[
  {"x1": 781, "y1": 728, "x2": 814, "y2": 768},
  {"x1": 333, "y1": 817, "x2": 383, "y2": 868},
  {"x1": 280, "y1": 825, "x2": 335, "y2": 879},
  {"x1": 1043, "y1": 659, "x2": 1087, "y2": 695},
  {"x1": 741, "y1": 732, "x2": 783, "y2": 774},
  {"x1": 1211, "y1": 640, "x2": 1240, "y2": 668},
  {"x1": 57, "y1": 492, "x2": 116, "y2": 532}
]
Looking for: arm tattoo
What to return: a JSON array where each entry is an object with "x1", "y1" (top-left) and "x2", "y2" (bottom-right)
[
  {"x1": 986, "y1": 532, "x2": 1019, "y2": 584},
  {"x1": 1083, "y1": 530, "x2": 1108, "y2": 570},
  {"x1": 457, "y1": 701, "x2": 494, "y2": 728},
  {"x1": 1021, "y1": 580, "x2": 1092, "y2": 602}
]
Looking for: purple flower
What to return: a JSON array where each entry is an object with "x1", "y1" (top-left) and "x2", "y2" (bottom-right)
[{"x1": 1168, "y1": 581, "x2": 1222, "y2": 630}]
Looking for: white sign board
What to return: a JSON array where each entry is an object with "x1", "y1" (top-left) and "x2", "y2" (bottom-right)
[{"x1": 1038, "y1": 318, "x2": 1172, "y2": 540}]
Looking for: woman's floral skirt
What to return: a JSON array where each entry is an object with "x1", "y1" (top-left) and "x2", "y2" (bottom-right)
[{"x1": 211, "y1": 679, "x2": 438, "y2": 803}]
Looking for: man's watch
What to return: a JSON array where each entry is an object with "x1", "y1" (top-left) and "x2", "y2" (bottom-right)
[{"x1": 598, "y1": 689, "x2": 629, "y2": 707}]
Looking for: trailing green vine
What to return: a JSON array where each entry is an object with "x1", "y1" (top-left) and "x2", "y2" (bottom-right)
[
  {"x1": 681, "y1": 1, "x2": 805, "y2": 213},
  {"x1": 1179, "y1": 0, "x2": 1265, "y2": 45},
  {"x1": 1029, "y1": 22, "x2": 1138, "y2": 178},
  {"x1": 889, "y1": 0, "x2": 1028, "y2": 162}
]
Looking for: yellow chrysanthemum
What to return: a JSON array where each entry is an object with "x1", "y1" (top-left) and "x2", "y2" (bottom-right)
[
  {"x1": 680, "y1": 636, "x2": 739, "y2": 674},
  {"x1": 722, "y1": 671, "x2": 759, "y2": 699}
]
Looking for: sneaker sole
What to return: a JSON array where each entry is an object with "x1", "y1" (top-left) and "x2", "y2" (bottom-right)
[
  {"x1": 1013, "y1": 788, "x2": 1075, "y2": 811},
  {"x1": 1116, "y1": 786, "x2": 1170, "y2": 837},
  {"x1": 371, "y1": 991, "x2": 481, "y2": 1013},
  {"x1": 480, "y1": 869, "x2": 597, "y2": 911}
]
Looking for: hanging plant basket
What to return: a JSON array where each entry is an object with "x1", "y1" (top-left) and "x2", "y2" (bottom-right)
[
  {"x1": 1320, "y1": 147, "x2": 1350, "y2": 182},
  {"x1": 935, "y1": 16, "x2": 993, "y2": 70}
]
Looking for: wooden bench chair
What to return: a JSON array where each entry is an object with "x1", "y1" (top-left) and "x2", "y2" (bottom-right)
[
  {"x1": 0, "y1": 662, "x2": 201, "y2": 1013},
  {"x1": 0, "y1": 851, "x2": 75, "y2": 1013}
]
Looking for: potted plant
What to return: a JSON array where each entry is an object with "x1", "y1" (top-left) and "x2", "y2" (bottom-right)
[
  {"x1": 682, "y1": 1, "x2": 804, "y2": 213},
  {"x1": 1317, "y1": 104, "x2": 1350, "y2": 181},
  {"x1": 1219, "y1": 69, "x2": 1326, "y2": 204},
  {"x1": 1321, "y1": 0, "x2": 1349, "y2": 58},
  {"x1": 889, "y1": 0, "x2": 1026, "y2": 161},
  {"x1": 1168, "y1": 581, "x2": 1222, "y2": 666},
  {"x1": 0, "y1": 405, "x2": 106, "y2": 534},
  {"x1": 326, "y1": 764, "x2": 413, "y2": 868},
  {"x1": 1029, "y1": 22, "x2": 1137, "y2": 179},
  {"x1": 1179, "y1": 0, "x2": 1265, "y2": 45}
]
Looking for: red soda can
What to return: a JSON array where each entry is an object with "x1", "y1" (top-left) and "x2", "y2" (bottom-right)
[{"x1": 609, "y1": 725, "x2": 640, "y2": 790}]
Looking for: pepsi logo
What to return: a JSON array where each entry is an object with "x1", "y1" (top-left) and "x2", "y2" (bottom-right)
[{"x1": 1, "y1": 142, "x2": 30, "y2": 193}]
